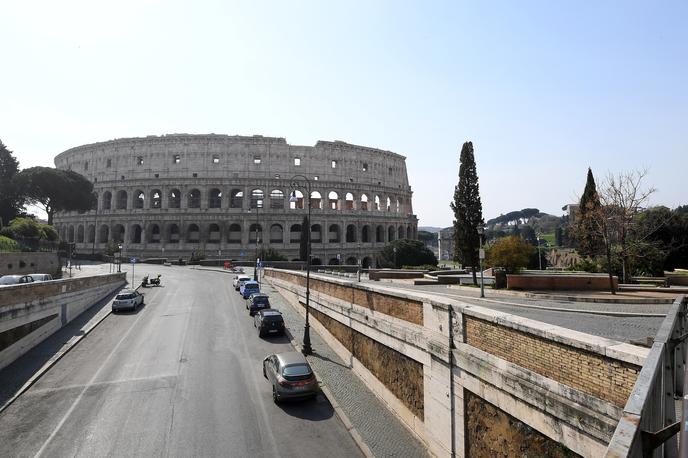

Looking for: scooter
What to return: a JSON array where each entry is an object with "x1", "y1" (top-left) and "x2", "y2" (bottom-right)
[
  {"x1": 150, "y1": 274, "x2": 162, "y2": 286},
  {"x1": 141, "y1": 275, "x2": 150, "y2": 288}
]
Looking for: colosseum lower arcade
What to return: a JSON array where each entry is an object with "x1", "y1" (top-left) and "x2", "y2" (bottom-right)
[{"x1": 53, "y1": 134, "x2": 418, "y2": 267}]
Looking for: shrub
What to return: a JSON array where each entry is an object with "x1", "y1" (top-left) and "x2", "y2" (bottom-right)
[
  {"x1": 377, "y1": 239, "x2": 437, "y2": 268},
  {"x1": 0, "y1": 235, "x2": 20, "y2": 252},
  {"x1": 486, "y1": 236, "x2": 533, "y2": 273}
]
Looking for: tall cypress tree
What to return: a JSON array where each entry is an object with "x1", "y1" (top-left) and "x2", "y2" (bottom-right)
[
  {"x1": 0, "y1": 139, "x2": 24, "y2": 225},
  {"x1": 576, "y1": 168, "x2": 603, "y2": 256},
  {"x1": 299, "y1": 215, "x2": 309, "y2": 262},
  {"x1": 450, "y1": 141, "x2": 484, "y2": 284}
]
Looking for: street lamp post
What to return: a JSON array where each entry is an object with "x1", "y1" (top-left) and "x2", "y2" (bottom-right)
[
  {"x1": 536, "y1": 235, "x2": 542, "y2": 270},
  {"x1": 289, "y1": 176, "x2": 313, "y2": 355},
  {"x1": 117, "y1": 243, "x2": 122, "y2": 273},
  {"x1": 393, "y1": 246, "x2": 398, "y2": 269},
  {"x1": 477, "y1": 227, "x2": 485, "y2": 298},
  {"x1": 249, "y1": 199, "x2": 262, "y2": 282},
  {"x1": 357, "y1": 242, "x2": 362, "y2": 282}
]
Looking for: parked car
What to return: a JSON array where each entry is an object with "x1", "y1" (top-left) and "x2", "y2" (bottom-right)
[
  {"x1": 254, "y1": 309, "x2": 285, "y2": 337},
  {"x1": 247, "y1": 293, "x2": 271, "y2": 316},
  {"x1": 240, "y1": 280, "x2": 260, "y2": 299},
  {"x1": 27, "y1": 273, "x2": 53, "y2": 282},
  {"x1": 234, "y1": 275, "x2": 251, "y2": 291},
  {"x1": 112, "y1": 289, "x2": 144, "y2": 312},
  {"x1": 0, "y1": 275, "x2": 34, "y2": 286},
  {"x1": 262, "y1": 352, "x2": 318, "y2": 402}
]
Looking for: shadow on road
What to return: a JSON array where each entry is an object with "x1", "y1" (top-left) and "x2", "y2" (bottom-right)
[
  {"x1": 278, "y1": 394, "x2": 335, "y2": 421},
  {"x1": 0, "y1": 288, "x2": 123, "y2": 408}
]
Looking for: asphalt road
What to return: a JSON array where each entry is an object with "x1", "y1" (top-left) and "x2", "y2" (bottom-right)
[{"x1": 0, "y1": 265, "x2": 362, "y2": 458}]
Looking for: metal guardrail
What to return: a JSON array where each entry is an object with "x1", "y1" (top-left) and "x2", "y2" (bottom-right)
[{"x1": 606, "y1": 295, "x2": 687, "y2": 458}]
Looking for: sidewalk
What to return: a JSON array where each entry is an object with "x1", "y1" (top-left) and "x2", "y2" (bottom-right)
[{"x1": 260, "y1": 279, "x2": 430, "y2": 458}]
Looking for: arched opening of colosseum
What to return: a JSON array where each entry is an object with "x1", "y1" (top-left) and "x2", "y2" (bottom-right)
[
  {"x1": 346, "y1": 224, "x2": 356, "y2": 243},
  {"x1": 386, "y1": 197, "x2": 392, "y2": 212},
  {"x1": 168, "y1": 224, "x2": 180, "y2": 243},
  {"x1": 398, "y1": 226, "x2": 404, "y2": 240},
  {"x1": 388, "y1": 226, "x2": 395, "y2": 242},
  {"x1": 311, "y1": 224, "x2": 322, "y2": 243},
  {"x1": 250, "y1": 190, "x2": 264, "y2": 209},
  {"x1": 87, "y1": 225, "x2": 95, "y2": 243},
  {"x1": 151, "y1": 190, "x2": 162, "y2": 209},
  {"x1": 102, "y1": 191, "x2": 112, "y2": 210},
  {"x1": 289, "y1": 190, "x2": 304, "y2": 209},
  {"x1": 362, "y1": 257, "x2": 372, "y2": 268},
  {"x1": 328, "y1": 224, "x2": 341, "y2": 243},
  {"x1": 289, "y1": 224, "x2": 301, "y2": 243},
  {"x1": 270, "y1": 224, "x2": 283, "y2": 243},
  {"x1": 187, "y1": 224, "x2": 200, "y2": 243},
  {"x1": 328, "y1": 192, "x2": 339, "y2": 210},
  {"x1": 360, "y1": 194, "x2": 368, "y2": 211},
  {"x1": 68, "y1": 226, "x2": 75, "y2": 243},
  {"x1": 134, "y1": 191, "x2": 145, "y2": 209},
  {"x1": 345, "y1": 193, "x2": 355, "y2": 210},
  {"x1": 77, "y1": 225, "x2": 84, "y2": 243},
  {"x1": 396, "y1": 198, "x2": 401, "y2": 213},
  {"x1": 169, "y1": 189, "x2": 181, "y2": 208},
  {"x1": 230, "y1": 189, "x2": 243, "y2": 208},
  {"x1": 116, "y1": 191, "x2": 128, "y2": 210},
  {"x1": 310, "y1": 192, "x2": 322, "y2": 209},
  {"x1": 208, "y1": 223, "x2": 221, "y2": 243},
  {"x1": 374, "y1": 195, "x2": 381, "y2": 211},
  {"x1": 270, "y1": 190, "x2": 284, "y2": 209},
  {"x1": 99, "y1": 225, "x2": 109, "y2": 243},
  {"x1": 376, "y1": 225, "x2": 385, "y2": 242},
  {"x1": 188, "y1": 189, "x2": 201, "y2": 209},
  {"x1": 361, "y1": 225, "x2": 371, "y2": 243},
  {"x1": 249, "y1": 224, "x2": 262, "y2": 243},
  {"x1": 150, "y1": 224, "x2": 160, "y2": 243},
  {"x1": 209, "y1": 189, "x2": 222, "y2": 208},
  {"x1": 228, "y1": 224, "x2": 241, "y2": 243},
  {"x1": 328, "y1": 257, "x2": 340, "y2": 266},
  {"x1": 113, "y1": 224, "x2": 125, "y2": 243},
  {"x1": 131, "y1": 225, "x2": 143, "y2": 244},
  {"x1": 311, "y1": 258, "x2": 322, "y2": 266},
  {"x1": 346, "y1": 256, "x2": 357, "y2": 265}
]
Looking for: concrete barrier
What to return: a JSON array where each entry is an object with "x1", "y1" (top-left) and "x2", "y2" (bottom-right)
[
  {"x1": 507, "y1": 273, "x2": 618, "y2": 291},
  {"x1": 0, "y1": 273, "x2": 126, "y2": 371}
]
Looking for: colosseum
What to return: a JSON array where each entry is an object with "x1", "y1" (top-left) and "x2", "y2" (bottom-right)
[{"x1": 53, "y1": 134, "x2": 418, "y2": 267}]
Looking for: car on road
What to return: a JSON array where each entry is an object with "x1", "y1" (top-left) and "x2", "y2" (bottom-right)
[
  {"x1": 27, "y1": 273, "x2": 53, "y2": 282},
  {"x1": 246, "y1": 293, "x2": 271, "y2": 316},
  {"x1": 240, "y1": 280, "x2": 260, "y2": 299},
  {"x1": 112, "y1": 289, "x2": 144, "y2": 312},
  {"x1": 0, "y1": 275, "x2": 35, "y2": 286},
  {"x1": 262, "y1": 352, "x2": 318, "y2": 402},
  {"x1": 254, "y1": 309, "x2": 285, "y2": 337},
  {"x1": 234, "y1": 275, "x2": 251, "y2": 291}
]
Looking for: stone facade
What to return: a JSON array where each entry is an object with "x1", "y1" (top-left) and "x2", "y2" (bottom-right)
[{"x1": 53, "y1": 134, "x2": 418, "y2": 264}]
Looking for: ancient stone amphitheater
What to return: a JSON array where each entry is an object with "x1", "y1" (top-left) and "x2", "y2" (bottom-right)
[{"x1": 53, "y1": 134, "x2": 418, "y2": 266}]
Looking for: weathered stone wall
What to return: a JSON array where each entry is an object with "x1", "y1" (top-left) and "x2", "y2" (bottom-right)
[
  {"x1": 465, "y1": 317, "x2": 640, "y2": 407},
  {"x1": 465, "y1": 390, "x2": 580, "y2": 457},
  {"x1": 507, "y1": 273, "x2": 618, "y2": 291},
  {"x1": 0, "y1": 252, "x2": 61, "y2": 277}
]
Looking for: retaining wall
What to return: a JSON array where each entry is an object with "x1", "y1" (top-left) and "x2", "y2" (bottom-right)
[
  {"x1": 0, "y1": 252, "x2": 61, "y2": 277},
  {"x1": 0, "y1": 273, "x2": 126, "y2": 370},
  {"x1": 507, "y1": 273, "x2": 618, "y2": 291},
  {"x1": 266, "y1": 268, "x2": 647, "y2": 457}
]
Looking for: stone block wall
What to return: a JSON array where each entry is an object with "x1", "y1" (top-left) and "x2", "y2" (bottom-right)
[
  {"x1": 507, "y1": 273, "x2": 618, "y2": 291},
  {"x1": 0, "y1": 252, "x2": 61, "y2": 277}
]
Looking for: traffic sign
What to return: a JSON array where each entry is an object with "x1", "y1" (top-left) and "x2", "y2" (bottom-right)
[
  {"x1": 130, "y1": 257, "x2": 138, "y2": 264},
  {"x1": 240, "y1": 251, "x2": 245, "y2": 257}
]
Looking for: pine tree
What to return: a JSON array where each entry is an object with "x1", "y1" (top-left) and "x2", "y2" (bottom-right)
[
  {"x1": 575, "y1": 168, "x2": 603, "y2": 256},
  {"x1": 450, "y1": 141, "x2": 484, "y2": 284},
  {"x1": 0, "y1": 140, "x2": 24, "y2": 225},
  {"x1": 299, "y1": 215, "x2": 309, "y2": 262}
]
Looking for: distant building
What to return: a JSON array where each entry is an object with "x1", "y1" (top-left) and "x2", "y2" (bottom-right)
[
  {"x1": 561, "y1": 203, "x2": 579, "y2": 225},
  {"x1": 438, "y1": 227, "x2": 454, "y2": 261}
]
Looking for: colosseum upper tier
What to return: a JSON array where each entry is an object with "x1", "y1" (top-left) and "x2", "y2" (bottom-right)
[{"x1": 53, "y1": 134, "x2": 418, "y2": 266}]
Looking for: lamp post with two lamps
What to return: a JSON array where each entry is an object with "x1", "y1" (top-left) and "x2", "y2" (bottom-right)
[{"x1": 288, "y1": 175, "x2": 313, "y2": 355}]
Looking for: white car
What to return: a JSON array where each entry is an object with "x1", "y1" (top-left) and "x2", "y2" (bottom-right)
[
  {"x1": 233, "y1": 275, "x2": 251, "y2": 291},
  {"x1": 27, "y1": 273, "x2": 53, "y2": 282},
  {"x1": 112, "y1": 289, "x2": 144, "y2": 312},
  {"x1": 0, "y1": 275, "x2": 34, "y2": 286}
]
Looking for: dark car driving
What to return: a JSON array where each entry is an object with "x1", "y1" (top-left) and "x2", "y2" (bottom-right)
[
  {"x1": 262, "y1": 352, "x2": 318, "y2": 402},
  {"x1": 246, "y1": 293, "x2": 270, "y2": 316},
  {"x1": 254, "y1": 309, "x2": 285, "y2": 337}
]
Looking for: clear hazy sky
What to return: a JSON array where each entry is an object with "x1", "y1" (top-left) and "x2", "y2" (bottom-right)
[{"x1": 2, "y1": 1, "x2": 686, "y2": 227}]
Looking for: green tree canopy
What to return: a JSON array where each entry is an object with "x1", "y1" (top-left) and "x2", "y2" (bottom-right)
[
  {"x1": 487, "y1": 236, "x2": 534, "y2": 273},
  {"x1": 450, "y1": 141, "x2": 484, "y2": 284},
  {"x1": 0, "y1": 139, "x2": 24, "y2": 225},
  {"x1": 14, "y1": 167, "x2": 95, "y2": 225},
  {"x1": 376, "y1": 239, "x2": 437, "y2": 268},
  {"x1": 3, "y1": 217, "x2": 58, "y2": 241}
]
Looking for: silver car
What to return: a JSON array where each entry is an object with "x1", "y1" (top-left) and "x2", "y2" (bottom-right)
[
  {"x1": 112, "y1": 289, "x2": 144, "y2": 312},
  {"x1": 262, "y1": 352, "x2": 318, "y2": 403}
]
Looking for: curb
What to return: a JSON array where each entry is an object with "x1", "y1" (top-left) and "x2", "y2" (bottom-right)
[{"x1": 0, "y1": 283, "x2": 129, "y2": 415}]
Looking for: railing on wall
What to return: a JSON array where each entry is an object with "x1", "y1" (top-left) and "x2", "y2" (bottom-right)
[{"x1": 606, "y1": 295, "x2": 687, "y2": 458}]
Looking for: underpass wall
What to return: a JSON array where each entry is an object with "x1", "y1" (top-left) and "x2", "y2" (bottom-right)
[
  {"x1": 0, "y1": 273, "x2": 126, "y2": 370},
  {"x1": 265, "y1": 268, "x2": 648, "y2": 458}
]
